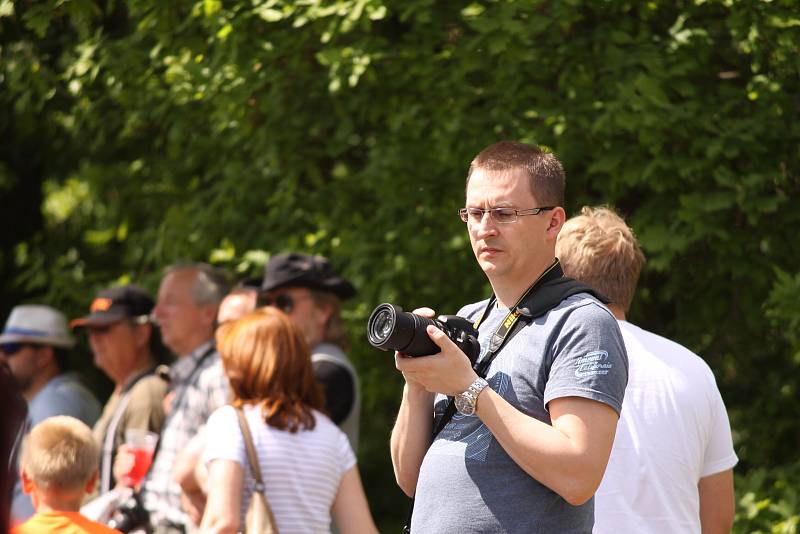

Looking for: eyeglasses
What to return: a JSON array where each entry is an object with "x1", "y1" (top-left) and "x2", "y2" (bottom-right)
[
  {"x1": 0, "y1": 343, "x2": 35, "y2": 356},
  {"x1": 258, "y1": 294, "x2": 296, "y2": 314},
  {"x1": 458, "y1": 206, "x2": 555, "y2": 224}
]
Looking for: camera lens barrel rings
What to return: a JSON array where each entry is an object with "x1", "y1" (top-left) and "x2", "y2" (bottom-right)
[
  {"x1": 367, "y1": 303, "x2": 439, "y2": 356},
  {"x1": 366, "y1": 303, "x2": 480, "y2": 362}
]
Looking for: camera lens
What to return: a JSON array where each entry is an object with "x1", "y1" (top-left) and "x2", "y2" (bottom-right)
[
  {"x1": 367, "y1": 304, "x2": 404, "y2": 349},
  {"x1": 367, "y1": 303, "x2": 482, "y2": 362},
  {"x1": 370, "y1": 309, "x2": 394, "y2": 343},
  {"x1": 367, "y1": 303, "x2": 440, "y2": 356}
]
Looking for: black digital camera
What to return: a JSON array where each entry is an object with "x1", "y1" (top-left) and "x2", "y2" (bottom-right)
[
  {"x1": 366, "y1": 303, "x2": 480, "y2": 363},
  {"x1": 107, "y1": 490, "x2": 149, "y2": 533}
]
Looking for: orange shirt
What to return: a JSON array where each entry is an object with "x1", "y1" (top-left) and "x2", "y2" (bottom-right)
[{"x1": 12, "y1": 511, "x2": 122, "y2": 534}]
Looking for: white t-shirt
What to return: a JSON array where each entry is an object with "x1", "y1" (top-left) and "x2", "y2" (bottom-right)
[
  {"x1": 203, "y1": 404, "x2": 356, "y2": 534},
  {"x1": 594, "y1": 321, "x2": 738, "y2": 534}
]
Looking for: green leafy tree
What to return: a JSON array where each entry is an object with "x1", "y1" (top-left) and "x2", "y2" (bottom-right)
[{"x1": 2, "y1": 0, "x2": 798, "y2": 529}]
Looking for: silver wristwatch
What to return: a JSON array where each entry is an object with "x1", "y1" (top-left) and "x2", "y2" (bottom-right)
[{"x1": 455, "y1": 377, "x2": 489, "y2": 416}]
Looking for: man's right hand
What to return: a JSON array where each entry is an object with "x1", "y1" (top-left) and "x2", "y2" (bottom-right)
[
  {"x1": 113, "y1": 444, "x2": 137, "y2": 488},
  {"x1": 394, "y1": 306, "x2": 478, "y2": 397},
  {"x1": 394, "y1": 307, "x2": 436, "y2": 391}
]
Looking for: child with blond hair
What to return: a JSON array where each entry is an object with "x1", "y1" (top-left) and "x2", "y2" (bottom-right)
[{"x1": 12, "y1": 415, "x2": 121, "y2": 534}]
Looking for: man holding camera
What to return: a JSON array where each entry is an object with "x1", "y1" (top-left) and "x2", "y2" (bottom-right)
[
  {"x1": 390, "y1": 141, "x2": 628, "y2": 533},
  {"x1": 71, "y1": 284, "x2": 170, "y2": 495}
]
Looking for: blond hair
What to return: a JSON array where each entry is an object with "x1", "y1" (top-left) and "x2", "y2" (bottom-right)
[
  {"x1": 20, "y1": 416, "x2": 100, "y2": 490},
  {"x1": 556, "y1": 206, "x2": 646, "y2": 312}
]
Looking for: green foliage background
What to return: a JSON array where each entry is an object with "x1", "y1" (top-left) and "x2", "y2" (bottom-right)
[{"x1": 2, "y1": 0, "x2": 798, "y2": 530}]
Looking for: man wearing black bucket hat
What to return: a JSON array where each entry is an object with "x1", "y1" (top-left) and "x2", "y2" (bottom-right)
[
  {"x1": 71, "y1": 284, "x2": 170, "y2": 494},
  {"x1": 259, "y1": 252, "x2": 360, "y2": 451}
]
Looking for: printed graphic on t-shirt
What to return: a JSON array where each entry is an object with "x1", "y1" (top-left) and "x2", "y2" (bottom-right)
[
  {"x1": 433, "y1": 372, "x2": 510, "y2": 461},
  {"x1": 574, "y1": 350, "x2": 613, "y2": 378}
]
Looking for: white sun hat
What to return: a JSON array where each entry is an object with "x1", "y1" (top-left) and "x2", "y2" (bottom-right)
[{"x1": 0, "y1": 304, "x2": 76, "y2": 348}]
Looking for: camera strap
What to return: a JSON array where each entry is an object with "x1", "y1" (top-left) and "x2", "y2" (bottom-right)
[
  {"x1": 405, "y1": 259, "x2": 608, "y2": 533},
  {"x1": 142, "y1": 344, "x2": 215, "y2": 481},
  {"x1": 431, "y1": 259, "x2": 575, "y2": 438},
  {"x1": 99, "y1": 366, "x2": 163, "y2": 494},
  {"x1": 473, "y1": 260, "x2": 562, "y2": 368},
  {"x1": 165, "y1": 344, "x2": 216, "y2": 419}
]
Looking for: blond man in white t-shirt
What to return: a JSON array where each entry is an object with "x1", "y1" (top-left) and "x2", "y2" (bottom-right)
[{"x1": 557, "y1": 206, "x2": 738, "y2": 534}]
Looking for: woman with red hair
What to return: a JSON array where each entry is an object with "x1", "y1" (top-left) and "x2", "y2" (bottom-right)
[{"x1": 198, "y1": 307, "x2": 377, "y2": 533}]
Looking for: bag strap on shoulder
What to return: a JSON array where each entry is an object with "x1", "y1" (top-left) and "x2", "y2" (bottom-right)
[
  {"x1": 235, "y1": 407, "x2": 266, "y2": 492},
  {"x1": 234, "y1": 407, "x2": 280, "y2": 534}
]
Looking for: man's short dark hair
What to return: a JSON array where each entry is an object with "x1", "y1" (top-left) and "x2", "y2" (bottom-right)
[{"x1": 466, "y1": 141, "x2": 565, "y2": 207}]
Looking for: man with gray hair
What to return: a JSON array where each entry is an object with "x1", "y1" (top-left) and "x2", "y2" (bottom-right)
[{"x1": 135, "y1": 264, "x2": 230, "y2": 533}]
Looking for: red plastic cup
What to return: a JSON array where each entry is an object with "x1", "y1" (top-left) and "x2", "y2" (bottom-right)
[{"x1": 121, "y1": 429, "x2": 158, "y2": 487}]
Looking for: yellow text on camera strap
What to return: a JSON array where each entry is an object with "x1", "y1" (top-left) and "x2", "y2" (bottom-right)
[{"x1": 472, "y1": 259, "x2": 561, "y2": 370}]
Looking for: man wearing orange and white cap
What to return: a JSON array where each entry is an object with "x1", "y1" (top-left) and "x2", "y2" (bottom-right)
[{"x1": 72, "y1": 284, "x2": 170, "y2": 494}]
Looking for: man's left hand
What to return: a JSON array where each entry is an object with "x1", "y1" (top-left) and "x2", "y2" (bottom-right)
[{"x1": 395, "y1": 325, "x2": 478, "y2": 396}]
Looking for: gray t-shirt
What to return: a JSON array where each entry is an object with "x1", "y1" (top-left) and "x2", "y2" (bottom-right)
[{"x1": 411, "y1": 294, "x2": 628, "y2": 534}]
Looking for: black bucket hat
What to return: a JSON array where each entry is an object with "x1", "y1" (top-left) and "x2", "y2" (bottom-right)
[{"x1": 260, "y1": 253, "x2": 356, "y2": 300}]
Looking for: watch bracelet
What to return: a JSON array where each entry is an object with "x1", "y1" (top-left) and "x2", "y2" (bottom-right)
[{"x1": 466, "y1": 377, "x2": 488, "y2": 401}]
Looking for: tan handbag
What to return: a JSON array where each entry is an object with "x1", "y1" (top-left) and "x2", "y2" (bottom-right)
[{"x1": 235, "y1": 408, "x2": 280, "y2": 534}]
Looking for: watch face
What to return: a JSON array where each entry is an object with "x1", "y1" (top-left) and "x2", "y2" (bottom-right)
[{"x1": 455, "y1": 393, "x2": 475, "y2": 416}]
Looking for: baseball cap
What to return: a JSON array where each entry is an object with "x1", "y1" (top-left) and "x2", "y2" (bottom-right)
[
  {"x1": 71, "y1": 285, "x2": 154, "y2": 328},
  {"x1": 260, "y1": 253, "x2": 356, "y2": 300}
]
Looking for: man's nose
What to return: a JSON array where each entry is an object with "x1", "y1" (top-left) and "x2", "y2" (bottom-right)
[{"x1": 474, "y1": 210, "x2": 498, "y2": 234}]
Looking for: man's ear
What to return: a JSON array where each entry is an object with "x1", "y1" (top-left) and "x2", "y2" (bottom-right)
[
  {"x1": 546, "y1": 207, "x2": 566, "y2": 240},
  {"x1": 134, "y1": 323, "x2": 152, "y2": 351},
  {"x1": 317, "y1": 301, "x2": 334, "y2": 325},
  {"x1": 84, "y1": 470, "x2": 99, "y2": 494},
  {"x1": 203, "y1": 304, "x2": 219, "y2": 330},
  {"x1": 311, "y1": 300, "x2": 335, "y2": 338},
  {"x1": 21, "y1": 468, "x2": 35, "y2": 495}
]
